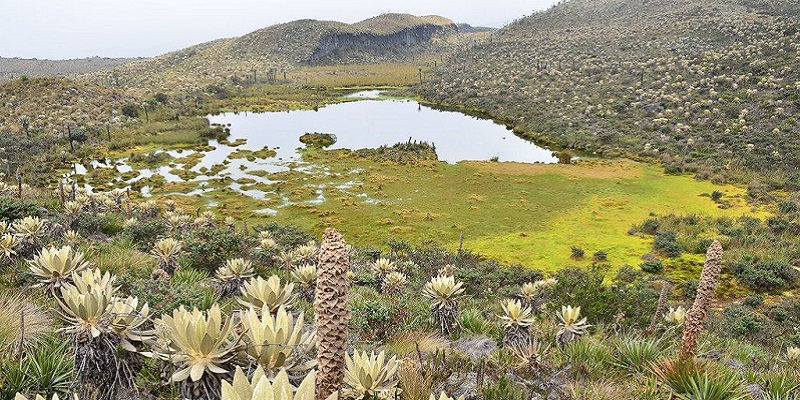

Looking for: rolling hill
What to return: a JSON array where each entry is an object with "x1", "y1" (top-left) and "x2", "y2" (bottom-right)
[
  {"x1": 421, "y1": 0, "x2": 800, "y2": 185},
  {"x1": 88, "y1": 14, "x2": 472, "y2": 93}
]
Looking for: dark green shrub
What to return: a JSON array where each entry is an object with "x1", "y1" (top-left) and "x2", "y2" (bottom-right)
[
  {"x1": 638, "y1": 218, "x2": 661, "y2": 235},
  {"x1": 653, "y1": 231, "x2": 681, "y2": 258},
  {"x1": 123, "y1": 218, "x2": 167, "y2": 249},
  {"x1": 766, "y1": 216, "x2": 791, "y2": 233},
  {"x1": 722, "y1": 305, "x2": 766, "y2": 338},
  {"x1": 692, "y1": 238, "x2": 715, "y2": 254},
  {"x1": 121, "y1": 104, "x2": 139, "y2": 118},
  {"x1": 350, "y1": 298, "x2": 394, "y2": 340},
  {"x1": 76, "y1": 212, "x2": 123, "y2": 236},
  {"x1": 730, "y1": 258, "x2": 799, "y2": 293},
  {"x1": 254, "y1": 222, "x2": 313, "y2": 251},
  {"x1": 551, "y1": 266, "x2": 657, "y2": 328},
  {"x1": 570, "y1": 246, "x2": 585, "y2": 260},
  {"x1": 117, "y1": 273, "x2": 218, "y2": 316},
  {"x1": 0, "y1": 196, "x2": 41, "y2": 222},
  {"x1": 640, "y1": 259, "x2": 664, "y2": 273},
  {"x1": 183, "y1": 226, "x2": 246, "y2": 273},
  {"x1": 743, "y1": 294, "x2": 764, "y2": 308},
  {"x1": 592, "y1": 250, "x2": 608, "y2": 262},
  {"x1": 710, "y1": 190, "x2": 724, "y2": 202},
  {"x1": 679, "y1": 279, "x2": 698, "y2": 300}
]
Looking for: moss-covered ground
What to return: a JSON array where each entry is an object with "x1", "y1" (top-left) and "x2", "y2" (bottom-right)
[{"x1": 138, "y1": 149, "x2": 762, "y2": 273}]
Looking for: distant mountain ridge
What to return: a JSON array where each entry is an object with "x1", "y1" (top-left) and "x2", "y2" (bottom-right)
[{"x1": 0, "y1": 56, "x2": 135, "y2": 81}]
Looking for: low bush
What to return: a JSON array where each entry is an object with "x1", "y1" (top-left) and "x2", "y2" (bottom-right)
[
  {"x1": 0, "y1": 196, "x2": 41, "y2": 222},
  {"x1": 730, "y1": 258, "x2": 799, "y2": 293}
]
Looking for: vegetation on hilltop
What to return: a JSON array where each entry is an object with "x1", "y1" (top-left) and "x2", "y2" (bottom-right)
[
  {"x1": 421, "y1": 0, "x2": 800, "y2": 187},
  {"x1": 86, "y1": 14, "x2": 487, "y2": 93}
]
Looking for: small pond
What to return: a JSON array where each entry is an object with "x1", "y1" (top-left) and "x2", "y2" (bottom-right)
[{"x1": 72, "y1": 93, "x2": 557, "y2": 201}]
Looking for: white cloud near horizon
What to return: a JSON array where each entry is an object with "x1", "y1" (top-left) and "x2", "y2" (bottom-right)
[{"x1": 0, "y1": 0, "x2": 558, "y2": 60}]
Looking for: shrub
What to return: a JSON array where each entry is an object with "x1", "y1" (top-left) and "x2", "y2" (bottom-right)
[
  {"x1": 638, "y1": 218, "x2": 661, "y2": 235},
  {"x1": 76, "y1": 212, "x2": 124, "y2": 236},
  {"x1": 592, "y1": 250, "x2": 608, "y2": 262},
  {"x1": 183, "y1": 226, "x2": 246, "y2": 273},
  {"x1": 653, "y1": 231, "x2": 682, "y2": 258},
  {"x1": 551, "y1": 266, "x2": 657, "y2": 327},
  {"x1": 710, "y1": 191, "x2": 724, "y2": 202},
  {"x1": 730, "y1": 258, "x2": 800, "y2": 293},
  {"x1": 570, "y1": 246, "x2": 585, "y2": 260},
  {"x1": 723, "y1": 305, "x2": 766, "y2": 338},
  {"x1": 350, "y1": 297, "x2": 394, "y2": 341},
  {"x1": 123, "y1": 218, "x2": 167, "y2": 249},
  {"x1": 254, "y1": 222, "x2": 313, "y2": 251},
  {"x1": 121, "y1": 104, "x2": 139, "y2": 118},
  {"x1": 640, "y1": 259, "x2": 664, "y2": 273},
  {"x1": 0, "y1": 196, "x2": 41, "y2": 222},
  {"x1": 679, "y1": 280, "x2": 698, "y2": 300},
  {"x1": 743, "y1": 294, "x2": 764, "y2": 308}
]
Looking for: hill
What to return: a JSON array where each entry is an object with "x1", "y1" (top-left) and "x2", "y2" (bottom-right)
[
  {"x1": 0, "y1": 77, "x2": 135, "y2": 135},
  {"x1": 421, "y1": 0, "x2": 800, "y2": 186},
  {"x1": 88, "y1": 14, "x2": 468, "y2": 93},
  {"x1": 0, "y1": 56, "x2": 134, "y2": 81}
]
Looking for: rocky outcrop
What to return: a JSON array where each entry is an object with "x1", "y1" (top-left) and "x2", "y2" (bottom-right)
[{"x1": 308, "y1": 23, "x2": 457, "y2": 64}]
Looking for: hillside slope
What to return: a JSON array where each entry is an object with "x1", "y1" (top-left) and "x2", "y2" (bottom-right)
[
  {"x1": 422, "y1": 0, "x2": 800, "y2": 184},
  {"x1": 0, "y1": 77, "x2": 134, "y2": 134},
  {"x1": 89, "y1": 14, "x2": 463, "y2": 92}
]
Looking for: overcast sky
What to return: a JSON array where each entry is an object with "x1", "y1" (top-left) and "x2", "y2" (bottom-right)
[{"x1": 1, "y1": 0, "x2": 558, "y2": 60}]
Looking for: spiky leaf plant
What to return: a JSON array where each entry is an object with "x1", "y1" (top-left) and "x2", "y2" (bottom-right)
[
  {"x1": 0, "y1": 292, "x2": 51, "y2": 358},
  {"x1": 343, "y1": 351, "x2": 399, "y2": 399},
  {"x1": 14, "y1": 394, "x2": 71, "y2": 400},
  {"x1": 27, "y1": 245, "x2": 91, "y2": 291},
  {"x1": 518, "y1": 278, "x2": 557, "y2": 311},
  {"x1": 108, "y1": 296, "x2": 155, "y2": 353},
  {"x1": 12, "y1": 216, "x2": 48, "y2": 256},
  {"x1": 221, "y1": 366, "x2": 333, "y2": 400},
  {"x1": 293, "y1": 242, "x2": 318, "y2": 264},
  {"x1": 165, "y1": 212, "x2": 191, "y2": 234},
  {"x1": 381, "y1": 271, "x2": 408, "y2": 296},
  {"x1": 0, "y1": 233, "x2": 20, "y2": 264},
  {"x1": 422, "y1": 275, "x2": 465, "y2": 336},
  {"x1": 555, "y1": 305, "x2": 590, "y2": 347},
  {"x1": 649, "y1": 358, "x2": 749, "y2": 400},
  {"x1": 214, "y1": 258, "x2": 255, "y2": 298},
  {"x1": 239, "y1": 275, "x2": 296, "y2": 315},
  {"x1": 664, "y1": 306, "x2": 687, "y2": 325},
  {"x1": 239, "y1": 306, "x2": 316, "y2": 376},
  {"x1": 56, "y1": 269, "x2": 130, "y2": 400},
  {"x1": 787, "y1": 347, "x2": 800, "y2": 363},
  {"x1": 499, "y1": 299, "x2": 535, "y2": 349},
  {"x1": 276, "y1": 251, "x2": 297, "y2": 273},
  {"x1": 291, "y1": 264, "x2": 317, "y2": 302},
  {"x1": 510, "y1": 340, "x2": 551, "y2": 374},
  {"x1": 155, "y1": 304, "x2": 243, "y2": 400},
  {"x1": 150, "y1": 238, "x2": 182, "y2": 275},
  {"x1": 314, "y1": 228, "x2": 350, "y2": 400},
  {"x1": 429, "y1": 393, "x2": 465, "y2": 400},
  {"x1": 371, "y1": 258, "x2": 396, "y2": 281},
  {"x1": 62, "y1": 230, "x2": 80, "y2": 247}
]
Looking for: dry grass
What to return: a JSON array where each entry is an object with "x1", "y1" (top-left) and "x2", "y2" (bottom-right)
[{"x1": 0, "y1": 291, "x2": 53, "y2": 358}]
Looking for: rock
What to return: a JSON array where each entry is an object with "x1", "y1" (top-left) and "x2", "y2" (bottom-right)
[
  {"x1": 643, "y1": 103, "x2": 664, "y2": 114},
  {"x1": 451, "y1": 335, "x2": 498, "y2": 361},
  {"x1": 744, "y1": 383, "x2": 762, "y2": 399},
  {"x1": 725, "y1": 359, "x2": 745, "y2": 371},
  {"x1": 445, "y1": 372, "x2": 479, "y2": 400}
]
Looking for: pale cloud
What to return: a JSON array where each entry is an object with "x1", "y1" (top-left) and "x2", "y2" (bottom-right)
[{"x1": 0, "y1": 0, "x2": 557, "y2": 59}]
